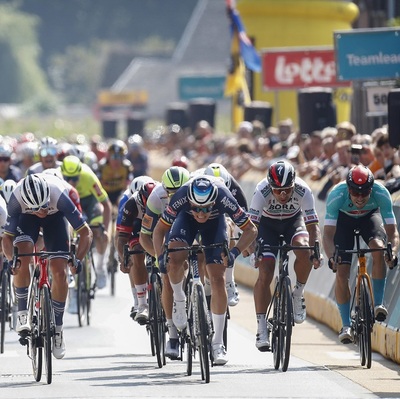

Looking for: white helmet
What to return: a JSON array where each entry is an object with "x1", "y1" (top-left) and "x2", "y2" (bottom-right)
[
  {"x1": 129, "y1": 175, "x2": 154, "y2": 195},
  {"x1": 42, "y1": 167, "x2": 63, "y2": 180},
  {"x1": 20, "y1": 174, "x2": 50, "y2": 209},
  {"x1": 3, "y1": 179, "x2": 17, "y2": 203},
  {"x1": 204, "y1": 163, "x2": 231, "y2": 189}
]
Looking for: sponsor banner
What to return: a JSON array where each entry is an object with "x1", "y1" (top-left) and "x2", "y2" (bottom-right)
[{"x1": 262, "y1": 47, "x2": 350, "y2": 90}]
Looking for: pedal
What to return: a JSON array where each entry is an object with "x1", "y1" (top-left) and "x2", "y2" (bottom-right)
[{"x1": 19, "y1": 336, "x2": 28, "y2": 346}]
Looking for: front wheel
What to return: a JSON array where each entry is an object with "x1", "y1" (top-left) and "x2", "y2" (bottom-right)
[
  {"x1": 359, "y1": 275, "x2": 373, "y2": 369},
  {"x1": 0, "y1": 270, "x2": 9, "y2": 354},
  {"x1": 29, "y1": 282, "x2": 42, "y2": 382},
  {"x1": 271, "y1": 279, "x2": 280, "y2": 370},
  {"x1": 41, "y1": 286, "x2": 53, "y2": 384},
  {"x1": 279, "y1": 276, "x2": 293, "y2": 372}
]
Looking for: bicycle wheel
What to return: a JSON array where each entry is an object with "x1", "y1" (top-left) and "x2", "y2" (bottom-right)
[
  {"x1": 279, "y1": 276, "x2": 293, "y2": 372},
  {"x1": 41, "y1": 286, "x2": 53, "y2": 384},
  {"x1": 223, "y1": 307, "x2": 230, "y2": 350},
  {"x1": 271, "y1": 280, "x2": 280, "y2": 370},
  {"x1": 77, "y1": 266, "x2": 88, "y2": 327},
  {"x1": 149, "y1": 272, "x2": 166, "y2": 368},
  {"x1": 194, "y1": 285, "x2": 210, "y2": 383},
  {"x1": 108, "y1": 234, "x2": 117, "y2": 297},
  {"x1": 185, "y1": 281, "x2": 193, "y2": 376},
  {"x1": 0, "y1": 270, "x2": 8, "y2": 354},
  {"x1": 29, "y1": 281, "x2": 42, "y2": 382},
  {"x1": 359, "y1": 275, "x2": 373, "y2": 369}
]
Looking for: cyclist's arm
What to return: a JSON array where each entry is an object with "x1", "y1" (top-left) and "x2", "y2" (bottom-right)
[
  {"x1": 75, "y1": 224, "x2": 93, "y2": 261},
  {"x1": 116, "y1": 231, "x2": 130, "y2": 262},
  {"x1": 101, "y1": 197, "x2": 112, "y2": 231},
  {"x1": 322, "y1": 225, "x2": 337, "y2": 260},
  {"x1": 234, "y1": 218, "x2": 257, "y2": 253},
  {"x1": 153, "y1": 219, "x2": 171, "y2": 259},
  {"x1": 139, "y1": 231, "x2": 155, "y2": 257},
  {"x1": 2, "y1": 233, "x2": 14, "y2": 260},
  {"x1": 384, "y1": 223, "x2": 399, "y2": 256}
]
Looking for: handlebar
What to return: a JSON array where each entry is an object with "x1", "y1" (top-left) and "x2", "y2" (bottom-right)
[{"x1": 256, "y1": 240, "x2": 320, "y2": 261}]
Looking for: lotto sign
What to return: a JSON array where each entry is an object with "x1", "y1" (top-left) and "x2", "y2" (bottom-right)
[{"x1": 262, "y1": 47, "x2": 350, "y2": 90}]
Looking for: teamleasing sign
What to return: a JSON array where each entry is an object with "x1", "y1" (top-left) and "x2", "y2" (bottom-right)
[{"x1": 334, "y1": 28, "x2": 400, "y2": 81}]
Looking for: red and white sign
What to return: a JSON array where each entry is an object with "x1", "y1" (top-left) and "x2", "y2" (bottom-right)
[{"x1": 262, "y1": 47, "x2": 351, "y2": 90}]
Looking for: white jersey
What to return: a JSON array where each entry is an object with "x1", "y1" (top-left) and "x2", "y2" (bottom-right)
[
  {"x1": 146, "y1": 182, "x2": 169, "y2": 216},
  {"x1": 0, "y1": 194, "x2": 7, "y2": 237},
  {"x1": 249, "y1": 176, "x2": 319, "y2": 225},
  {"x1": 27, "y1": 161, "x2": 62, "y2": 175}
]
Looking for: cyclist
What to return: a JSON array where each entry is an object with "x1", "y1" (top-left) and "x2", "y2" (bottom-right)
[
  {"x1": 127, "y1": 134, "x2": 148, "y2": 177},
  {"x1": 61, "y1": 155, "x2": 112, "y2": 289},
  {"x1": 0, "y1": 143, "x2": 22, "y2": 184},
  {"x1": 97, "y1": 139, "x2": 133, "y2": 205},
  {"x1": 249, "y1": 160, "x2": 323, "y2": 352},
  {"x1": 116, "y1": 175, "x2": 154, "y2": 320},
  {"x1": 116, "y1": 180, "x2": 156, "y2": 325},
  {"x1": 323, "y1": 165, "x2": 399, "y2": 344},
  {"x1": 27, "y1": 136, "x2": 61, "y2": 174},
  {"x1": 139, "y1": 166, "x2": 190, "y2": 359},
  {"x1": 3, "y1": 173, "x2": 92, "y2": 359},
  {"x1": 204, "y1": 162, "x2": 248, "y2": 307},
  {"x1": 153, "y1": 175, "x2": 257, "y2": 365}
]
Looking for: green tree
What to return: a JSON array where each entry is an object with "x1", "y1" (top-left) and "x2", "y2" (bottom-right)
[{"x1": 0, "y1": 4, "x2": 50, "y2": 103}]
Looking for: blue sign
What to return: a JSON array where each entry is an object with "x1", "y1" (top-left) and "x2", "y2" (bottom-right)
[
  {"x1": 334, "y1": 28, "x2": 400, "y2": 81},
  {"x1": 178, "y1": 76, "x2": 225, "y2": 100}
]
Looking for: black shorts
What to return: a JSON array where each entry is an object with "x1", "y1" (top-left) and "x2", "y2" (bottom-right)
[
  {"x1": 257, "y1": 212, "x2": 307, "y2": 258},
  {"x1": 334, "y1": 209, "x2": 386, "y2": 264}
]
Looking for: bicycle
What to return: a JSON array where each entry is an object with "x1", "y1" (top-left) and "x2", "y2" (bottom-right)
[
  {"x1": 1, "y1": 255, "x2": 16, "y2": 354},
  {"x1": 256, "y1": 237, "x2": 320, "y2": 372},
  {"x1": 332, "y1": 229, "x2": 392, "y2": 369},
  {"x1": 167, "y1": 241, "x2": 228, "y2": 384},
  {"x1": 12, "y1": 246, "x2": 75, "y2": 384},
  {"x1": 123, "y1": 245, "x2": 166, "y2": 368}
]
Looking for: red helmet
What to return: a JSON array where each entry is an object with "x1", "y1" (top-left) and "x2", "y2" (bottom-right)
[
  {"x1": 172, "y1": 156, "x2": 188, "y2": 168},
  {"x1": 137, "y1": 181, "x2": 156, "y2": 208},
  {"x1": 346, "y1": 165, "x2": 374, "y2": 194}
]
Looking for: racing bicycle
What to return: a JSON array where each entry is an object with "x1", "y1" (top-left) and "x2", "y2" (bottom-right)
[
  {"x1": 1, "y1": 256, "x2": 15, "y2": 353},
  {"x1": 332, "y1": 229, "x2": 392, "y2": 369},
  {"x1": 256, "y1": 237, "x2": 320, "y2": 372}
]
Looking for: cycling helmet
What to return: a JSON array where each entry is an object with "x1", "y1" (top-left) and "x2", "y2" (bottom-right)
[
  {"x1": 137, "y1": 181, "x2": 156, "y2": 208},
  {"x1": 42, "y1": 167, "x2": 63, "y2": 180},
  {"x1": 61, "y1": 155, "x2": 82, "y2": 177},
  {"x1": 204, "y1": 163, "x2": 231, "y2": 189},
  {"x1": 40, "y1": 136, "x2": 58, "y2": 148},
  {"x1": 39, "y1": 136, "x2": 58, "y2": 157},
  {"x1": 20, "y1": 174, "x2": 50, "y2": 209},
  {"x1": 267, "y1": 160, "x2": 296, "y2": 189},
  {"x1": 83, "y1": 151, "x2": 98, "y2": 169},
  {"x1": 346, "y1": 165, "x2": 374, "y2": 193},
  {"x1": 187, "y1": 176, "x2": 218, "y2": 206},
  {"x1": 3, "y1": 179, "x2": 17, "y2": 203},
  {"x1": 108, "y1": 139, "x2": 127, "y2": 157},
  {"x1": 0, "y1": 143, "x2": 12, "y2": 158},
  {"x1": 172, "y1": 155, "x2": 189, "y2": 168},
  {"x1": 127, "y1": 134, "x2": 143, "y2": 150},
  {"x1": 130, "y1": 175, "x2": 153, "y2": 195},
  {"x1": 162, "y1": 166, "x2": 190, "y2": 192}
]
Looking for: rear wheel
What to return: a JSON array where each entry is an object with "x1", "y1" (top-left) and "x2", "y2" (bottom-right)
[
  {"x1": 359, "y1": 275, "x2": 373, "y2": 369},
  {"x1": 41, "y1": 286, "x2": 53, "y2": 384},
  {"x1": 280, "y1": 276, "x2": 293, "y2": 372},
  {"x1": 195, "y1": 285, "x2": 210, "y2": 383},
  {"x1": 77, "y1": 265, "x2": 88, "y2": 327},
  {"x1": 150, "y1": 273, "x2": 165, "y2": 368}
]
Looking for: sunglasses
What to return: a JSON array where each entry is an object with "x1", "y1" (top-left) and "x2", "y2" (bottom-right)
[
  {"x1": 349, "y1": 188, "x2": 371, "y2": 198},
  {"x1": 110, "y1": 154, "x2": 123, "y2": 160},
  {"x1": 30, "y1": 201, "x2": 49, "y2": 212},
  {"x1": 191, "y1": 205, "x2": 213, "y2": 213},
  {"x1": 272, "y1": 186, "x2": 293, "y2": 195},
  {"x1": 63, "y1": 175, "x2": 79, "y2": 183},
  {"x1": 40, "y1": 147, "x2": 57, "y2": 157},
  {"x1": 0, "y1": 157, "x2": 10, "y2": 162}
]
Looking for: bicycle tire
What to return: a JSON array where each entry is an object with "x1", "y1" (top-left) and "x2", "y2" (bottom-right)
[
  {"x1": 185, "y1": 278, "x2": 193, "y2": 376},
  {"x1": 359, "y1": 275, "x2": 373, "y2": 368},
  {"x1": 271, "y1": 278, "x2": 280, "y2": 370},
  {"x1": 0, "y1": 270, "x2": 8, "y2": 354},
  {"x1": 149, "y1": 272, "x2": 165, "y2": 368},
  {"x1": 29, "y1": 281, "x2": 42, "y2": 382},
  {"x1": 87, "y1": 249, "x2": 96, "y2": 326},
  {"x1": 41, "y1": 286, "x2": 53, "y2": 384},
  {"x1": 194, "y1": 285, "x2": 210, "y2": 383},
  {"x1": 223, "y1": 307, "x2": 230, "y2": 350},
  {"x1": 77, "y1": 266, "x2": 87, "y2": 327},
  {"x1": 280, "y1": 276, "x2": 293, "y2": 372}
]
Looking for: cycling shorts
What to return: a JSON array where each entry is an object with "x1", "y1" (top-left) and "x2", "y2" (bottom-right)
[{"x1": 80, "y1": 195, "x2": 103, "y2": 226}]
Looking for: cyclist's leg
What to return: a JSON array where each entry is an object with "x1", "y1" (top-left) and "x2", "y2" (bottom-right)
[
  {"x1": 361, "y1": 210, "x2": 388, "y2": 320},
  {"x1": 225, "y1": 218, "x2": 240, "y2": 306},
  {"x1": 7, "y1": 215, "x2": 40, "y2": 334},
  {"x1": 334, "y1": 213, "x2": 356, "y2": 343}
]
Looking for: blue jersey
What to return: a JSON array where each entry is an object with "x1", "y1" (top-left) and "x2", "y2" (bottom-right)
[
  {"x1": 117, "y1": 188, "x2": 131, "y2": 225},
  {"x1": 324, "y1": 181, "x2": 396, "y2": 227},
  {"x1": 160, "y1": 178, "x2": 250, "y2": 229}
]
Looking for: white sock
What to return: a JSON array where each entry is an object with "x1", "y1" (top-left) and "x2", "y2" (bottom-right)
[
  {"x1": 293, "y1": 281, "x2": 305, "y2": 298},
  {"x1": 256, "y1": 313, "x2": 267, "y2": 333},
  {"x1": 167, "y1": 318, "x2": 178, "y2": 339},
  {"x1": 171, "y1": 280, "x2": 185, "y2": 301},
  {"x1": 212, "y1": 313, "x2": 226, "y2": 347},
  {"x1": 131, "y1": 286, "x2": 138, "y2": 307},
  {"x1": 225, "y1": 267, "x2": 234, "y2": 284},
  {"x1": 135, "y1": 283, "x2": 147, "y2": 306}
]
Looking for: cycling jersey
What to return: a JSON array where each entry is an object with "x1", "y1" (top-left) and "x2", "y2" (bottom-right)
[
  {"x1": 27, "y1": 161, "x2": 62, "y2": 175},
  {"x1": 116, "y1": 191, "x2": 145, "y2": 236},
  {"x1": 97, "y1": 158, "x2": 133, "y2": 196},
  {"x1": 248, "y1": 176, "x2": 319, "y2": 225},
  {"x1": 5, "y1": 174, "x2": 86, "y2": 236},
  {"x1": 75, "y1": 163, "x2": 108, "y2": 202},
  {"x1": 116, "y1": 188, "x2": 131, "y2": 225},
  {"x1": 324, "y1": 180, "x2": 396, "y2": 226}
]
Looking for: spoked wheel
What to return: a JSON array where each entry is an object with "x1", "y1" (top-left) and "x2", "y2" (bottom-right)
[
  {"x1": 149, "y1": 273, "x2": 166, "y2": 368},
  {"x1": 29, "y1": 283, "x2": 42, "y2": 382},
  {"x1": 0, "y1": 270, "x2": 9, "y2": 354},
  {"x1": 41, "y1": 286, "x2": 53, "y2": 384},
  {"x1": 223, "y1": 307, "x2": 230, "y2": 350},
  {"x1": 108, "y1": 238, "x2": 118, "y2": 297},
  {"x1": 77, "y1": 266, "x2": 88, "y2": 327},
  {"x1": 279, "y1": 276, "x2": 293, "y2": 372},
  {"x1": 359, "y1": 275, "x2": 373, "y2": 369},
  {"x1": 271, "y1": 280, "x2": 280, "y2": 370},
  {"x1": 195, "y1": 285, "x2": 210, "y2": 383}
]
